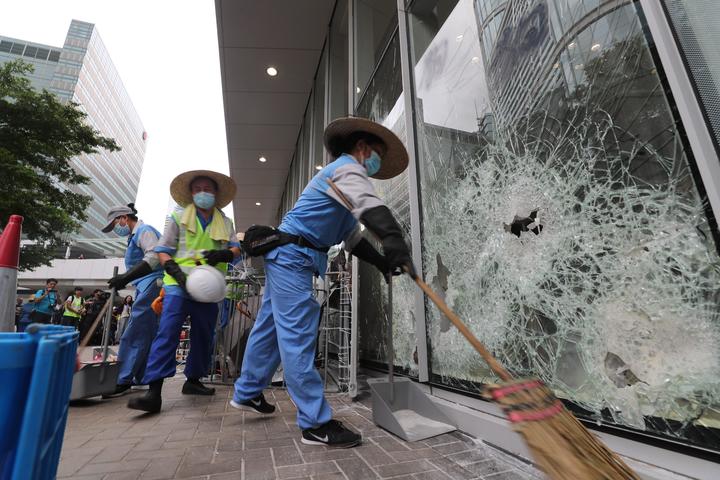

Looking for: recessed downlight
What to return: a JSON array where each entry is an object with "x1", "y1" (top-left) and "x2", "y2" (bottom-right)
[
  {"x1": 266, "y1": 66, "x2": 278, "y2": 76},
  {"x1": 259, "y1": 156, "x2": 267, "y2": 163},
  {"x1": 255, "y1": 202, "x2": 262, "y2": 206}
]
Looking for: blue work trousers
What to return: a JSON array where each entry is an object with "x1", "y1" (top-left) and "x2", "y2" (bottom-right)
[
  {"x1": 233, "y1": 244, "x2": 331, "y2": 429},
  {"x1": 117, "y1": 281, "x2": 161, "y2": 385},
  {"x1": 142, "y1": 293, "x2": 218, "y2": 383}
]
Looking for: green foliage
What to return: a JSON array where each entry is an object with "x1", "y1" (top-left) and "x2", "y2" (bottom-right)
[{"x1": 0, "y1": 60, "x2": 119, "y2": 270}]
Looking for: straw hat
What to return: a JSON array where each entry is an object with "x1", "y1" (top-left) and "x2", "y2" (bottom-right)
[
  {"x1": 170, "y1": 170, "x2": 236, "y2": 208},
  {"x1": 323, "y1": 117, "x2": 409, "y2": 180}
]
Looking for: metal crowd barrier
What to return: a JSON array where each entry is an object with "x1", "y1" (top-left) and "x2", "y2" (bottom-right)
[{"x1": 205, "y1": 267, "x2": 264, "y2": 385}]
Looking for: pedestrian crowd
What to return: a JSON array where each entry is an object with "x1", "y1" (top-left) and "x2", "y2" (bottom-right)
[{"x1": 15, "y1": 282, "x2": 130, "y2": 345}]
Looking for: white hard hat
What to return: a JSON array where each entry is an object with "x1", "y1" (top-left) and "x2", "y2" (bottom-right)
[{"x1": 185, "y1": 265, "x2": 226, "y2": 303}]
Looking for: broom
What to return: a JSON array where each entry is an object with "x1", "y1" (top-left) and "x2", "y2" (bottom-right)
[{"x1": 326, "y1": 178, "x2": 639, "y2": 480}]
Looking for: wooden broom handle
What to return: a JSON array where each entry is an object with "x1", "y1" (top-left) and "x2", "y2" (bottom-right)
[
  {"x1": 327, "y1": 178, "x2": 514, "y2": 382},
  {"x1": 79, "y1": 297, "x2": 112, "y2": 349},
  {"x1": 410, "y1": 273, "x2": 512, "y2": 381}
]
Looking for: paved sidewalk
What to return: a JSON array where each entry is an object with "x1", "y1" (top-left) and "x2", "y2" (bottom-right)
[{"x1": 58, "y1": 377, "x2": 544, "y2": 480}]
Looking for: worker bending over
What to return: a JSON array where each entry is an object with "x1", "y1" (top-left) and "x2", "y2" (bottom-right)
[
  {"x1": 233, "y1": 117, "x2": 414, "y2": 448},
  {"x1": 127, "y1": 170, "x2": 241, "y2": 413}
]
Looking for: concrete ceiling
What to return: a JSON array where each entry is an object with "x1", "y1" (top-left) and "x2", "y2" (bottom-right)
[{"x1": 215, "y1": 0, "x2": 336, "y2": 231}]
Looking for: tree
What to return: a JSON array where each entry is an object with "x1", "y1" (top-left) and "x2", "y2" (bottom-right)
[{"x1": 0, "y1": 60, "x2": 119, "y2": 270}]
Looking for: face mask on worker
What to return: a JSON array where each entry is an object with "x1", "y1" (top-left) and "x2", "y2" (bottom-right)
[
  {"x1": 364, "y1": 149, "x2": 382, "y2": 177},
  {"x1": 193, "y1": 192, "x2": 216, "y2": 209},
  {"x1": 113, "y1": 220, "x2": 131, "y2": 236}
]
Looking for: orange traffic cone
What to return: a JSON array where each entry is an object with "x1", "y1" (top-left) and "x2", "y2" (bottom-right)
[{"x1": 0, "y1": 215, "x2": 23, "y2": 332}]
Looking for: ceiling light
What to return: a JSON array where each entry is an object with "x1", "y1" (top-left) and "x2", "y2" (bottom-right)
[
  {"x1": 356, "y1": 86, "x2": 361, "y2": 94},
  {"x1": 471, "y1": 56, "x2": 480, "y2": 64},
  {"x1": 266, "y1": 66, "x2": 278, "y2": 76},
  {"x1": 315, "y1": 165, "x2": 322, "y2": 171},
  {"x1": 456, "y1": 34, "x2": 464, "y2": 42},
  {"x1": 591, "y1": 43, "x2": 602, "y2": 52},
  {"x1": 259, "y1": 156, "x2": 267, "y2": 163},
  {"x1": 255, "y1": 202, "x2": 262, "y2": 206}
]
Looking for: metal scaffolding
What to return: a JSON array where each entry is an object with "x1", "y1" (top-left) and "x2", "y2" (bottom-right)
[{"x1": 318, "y1": 270, "x2": 356, "y2": 397}]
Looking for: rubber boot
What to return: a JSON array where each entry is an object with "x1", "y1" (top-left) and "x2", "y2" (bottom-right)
[
  {"x1": 127, "y1": 379, "x2": 163, "y2": 413},
  {"x1": 182, "y1": 378, "x2": 215, "y2": 396}
]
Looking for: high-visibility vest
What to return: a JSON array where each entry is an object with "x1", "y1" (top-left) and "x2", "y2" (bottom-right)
[
  {"x1": 64, "y1": 295, "x2": 83, "y2": 318},
  {"x1": 162, "y1": 211, "x2": 232, "y2": 287}
]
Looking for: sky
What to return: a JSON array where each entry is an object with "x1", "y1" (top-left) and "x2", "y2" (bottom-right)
[{"x1": 0, "y1": 0, "x2": 231, "y2": 230}]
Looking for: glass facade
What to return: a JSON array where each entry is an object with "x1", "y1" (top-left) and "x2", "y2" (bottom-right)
[
  {"x1": 0, "y1": 20, "x2": 146, "y2": 255},
  {"x1": 276, "y1": 0, "x2": 720, "y2": 454},
  {"x1": 662, "y1": 0, "x2": 720, "y2": 156}
]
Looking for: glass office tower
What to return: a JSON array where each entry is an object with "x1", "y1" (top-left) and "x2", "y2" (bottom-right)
[{"x1": 0, "y1": 20, "x2": 145, "y2": 256}]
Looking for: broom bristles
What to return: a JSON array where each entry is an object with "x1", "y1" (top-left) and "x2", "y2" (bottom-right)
[{"x1": 488, "y1": 379, "x2": 640, "y2": 480}]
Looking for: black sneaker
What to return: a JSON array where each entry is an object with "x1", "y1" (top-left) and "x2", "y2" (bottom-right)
[
  {"x1": 301, "y1": 420, "x2": 362, "y2": 448},
  {"x1": 102, "y1": 384, "x2": 132, "y2": 399},
  {"x1": 127, "y1": 392, "x2": 161, "y2": 413},
  {"x1": 230, "y1": 393, "x2": 275, "y2": 414},
  {"x1": 182, "y1": 379, "x2": 215, "y2": 396}
]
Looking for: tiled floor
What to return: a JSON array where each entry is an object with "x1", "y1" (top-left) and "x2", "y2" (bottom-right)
[{"x1": 58, "y1": 377, "x2": 544, "y2": 480}]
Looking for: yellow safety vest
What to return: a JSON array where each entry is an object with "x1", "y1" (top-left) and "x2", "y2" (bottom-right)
[
  {"x1": 163, "y1": 211, "x2": 231, "y2": 287},
  {"x1": 65, "y1": 295, "x2": 83, "y2": 318}
]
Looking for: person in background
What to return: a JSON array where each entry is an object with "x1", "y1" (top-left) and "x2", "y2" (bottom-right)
[
  {"x1": 17, "y1": 296, "x2": 35, "y2": 332},
  {"x1": 116, "y1": 295, "x2": 134, "y2": 345},
  {"x1": 14, "y1": 297, "x2": 22, "y2": 330},
  {"x1": 100, "y1": 203, "x2": 164, "y2": 398},
  {"x1": 127, "y1": 170, "x2": 241, "y2": 413},
  {"x1": 232, "y1": 117, "x2": 414, "y2": 448},
  {"x1": 79, "y1": 289, "x2": 105, "y2": 343},
  {"x1": 62, "y1": 286, "x2": 85, "y2": 330},
  {"x1": 31, "y1": 278, "x2": 60, "y2": 324}
]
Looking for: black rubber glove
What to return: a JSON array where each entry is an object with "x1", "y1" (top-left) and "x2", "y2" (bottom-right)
[
  {"x1": 360, "y1": 206, "x2": 416, "y2": 277},
  {"x1": 164, "y1": 259, "x2": 187, "y2": 289},
  {"x1": 203, "y1": 249, "x2": 234, "y2": 266},
  {"x1": 351, "y1": 238, "x2": 397, "y2": 281},
  {"x1": 107, "y1": 261, "x2": 153, "y2": 290}
]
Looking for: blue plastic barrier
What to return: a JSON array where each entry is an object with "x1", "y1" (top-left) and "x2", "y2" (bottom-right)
[{"x1": 0, "y1": 324, "x2": 78, "y2": 480}]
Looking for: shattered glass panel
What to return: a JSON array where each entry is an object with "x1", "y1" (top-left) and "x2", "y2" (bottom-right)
[
  {"x1": 356, "y1": 33, "x2": 419, "y2": 376},
  {"x1": 410, "y1": 0, "x2": 720, "y2": 451}
]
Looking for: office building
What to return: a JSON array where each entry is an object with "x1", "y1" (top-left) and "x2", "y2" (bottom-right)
[{"x1": 0, "y1": 19, "x2": 145, "y2": 256}]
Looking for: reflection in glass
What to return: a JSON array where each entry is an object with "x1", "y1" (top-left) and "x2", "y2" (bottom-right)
[
  {"x1": 410, "y1": 0, "x2": 720, "y2": 451},
  {"x1": 354, "y1": 0, "x2": 399, "y2": 103},
  {"x1": 330, "y1": 0, "x2": 349, "y2": 122},
  {"x1": 662, "y1": 0, "x2": 720, "y2": 155},
  {"x1": 355, "y1": 33, "x2": 418, "y2": 376}
]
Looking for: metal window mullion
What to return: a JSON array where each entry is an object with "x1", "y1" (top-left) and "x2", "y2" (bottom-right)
[
  {"x1": 348, "y1": 0, "x2": 360, "y2": 399},
  {"x1": 397, "y1": 0, "x2": 429, "y2": 383},
  {"x1": 639, "y1": 0, "x2": 720, "y2": 229}
]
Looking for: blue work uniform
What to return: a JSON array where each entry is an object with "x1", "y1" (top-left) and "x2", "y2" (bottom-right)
[
  {"x1": 234, "y1": 154, "x2": 384, "y2": 429},
  {"x1": 117, "y1": 220, "x2": 164, "y2": 386},
  {"x1": 143, "y1": 209, "x2": 239, "y2": 383}
]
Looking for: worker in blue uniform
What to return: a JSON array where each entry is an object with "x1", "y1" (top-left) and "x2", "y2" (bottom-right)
[
  {"x1": 127, "y1": 170, "x2": 241, "y2": 413},
  {"x1": 101, "y1": 203, "x2": 163, "y2": 398},
  {"x1": 233, "y1": 117, "x2": 414, "y2": 448}
]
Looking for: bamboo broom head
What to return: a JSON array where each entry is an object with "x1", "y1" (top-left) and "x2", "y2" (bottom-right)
[{"x1": 486, "y1": 379, "x2": 640, "y2": 480}]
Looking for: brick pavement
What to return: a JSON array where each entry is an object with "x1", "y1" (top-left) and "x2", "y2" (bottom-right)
[{"x1": 58, "y1": 377, "x2": 544, "y2": 480}]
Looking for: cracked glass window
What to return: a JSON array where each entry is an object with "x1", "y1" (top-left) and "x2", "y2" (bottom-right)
[
  {"x1": 356, "y1": 32, "x2": 420, "y2": 377},
  {"x1": 410, "y1": 0, "x2": 720, "y2": 451}
]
